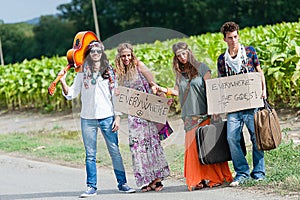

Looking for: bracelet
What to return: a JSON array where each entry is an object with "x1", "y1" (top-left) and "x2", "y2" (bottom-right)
[{"x1": 166, "y1": 88, "x2": 172, "y2": 96}]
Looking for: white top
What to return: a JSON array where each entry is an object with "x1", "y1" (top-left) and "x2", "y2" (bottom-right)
[{"x1": 63, "y1": 72, "x2": 120, "y2": 119}]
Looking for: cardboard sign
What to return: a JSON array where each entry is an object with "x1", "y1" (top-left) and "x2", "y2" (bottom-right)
[
  {"x1": 115, "y1": 86, "x2": 170, "y2": 123},
  {"x1": 206, "y1": 72, "x2": 264, "y2": 114}
]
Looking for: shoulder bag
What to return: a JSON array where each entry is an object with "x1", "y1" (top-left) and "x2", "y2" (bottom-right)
[{"x1": 254, "y1": 99, "x2": 282, "y2": 150}]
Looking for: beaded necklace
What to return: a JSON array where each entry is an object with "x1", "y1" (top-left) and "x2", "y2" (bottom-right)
[{"x1": 91, "y1": 71, "x2": 101, "y2": 85}]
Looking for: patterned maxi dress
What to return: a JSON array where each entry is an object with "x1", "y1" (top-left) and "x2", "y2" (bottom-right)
[{"x1": 123, "y1": 69, "x2": 170, "y2": 187}]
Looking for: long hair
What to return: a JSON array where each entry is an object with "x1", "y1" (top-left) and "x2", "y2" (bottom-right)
[
  {"x1": 84, "y1": 40, "x2": 110, "y2": 79},
  {"x1": 172, "y1": 42, "x2": 200, "y2": 80},
  {"x1": 83, "y1": 40, "x2": 112, "y2": 88},
  {"x1": 114, "y1": 43, "x2": 138, "y2": 85}
]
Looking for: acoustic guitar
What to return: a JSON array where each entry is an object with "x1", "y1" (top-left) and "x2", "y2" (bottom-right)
[{"x1": 48, "y1": 31, "x2": 99, "y2": 96}]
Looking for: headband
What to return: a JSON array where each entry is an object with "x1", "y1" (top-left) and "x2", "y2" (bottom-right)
[{"x1": 88, "y1": 41, "x2": 104, "y2": 50}]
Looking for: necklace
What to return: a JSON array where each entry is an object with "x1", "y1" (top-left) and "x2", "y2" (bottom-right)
[{"x1": 91, "y1": 71, "x2": 101, "y2": 85}]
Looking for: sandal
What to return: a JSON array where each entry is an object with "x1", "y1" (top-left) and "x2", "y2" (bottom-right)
[
  {"x1": 194, "y1": 182, "x2": 204, "y2": 190},
  {"x1": 141, "y1": 185, "x2": 152, "y2": 192},
  {"x1": 201, "y1": 180, "x2": 210, "y2": 187},
  {"x1": 154, "y1": 181, "x2": 163, "y2": 192},
  {"x1": 212, "y1": 183, "x2": 222, "y2": 187},
  {"x1": 194, "y1": 180, "x2": 210, "y2": 190}
]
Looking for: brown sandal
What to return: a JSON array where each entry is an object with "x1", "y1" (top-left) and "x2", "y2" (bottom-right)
[
  {"x1": 194, "y1": 182, "x2": 204, "y2": 190},
  {"x1": 141, "y1": 185, "x2": 152, "y2": 192},
  {"x1": 212, "y1": 183, "x2": 222, "y2": 187},
  {"x1": 194, "y1": 180, "x2": 211, "y2": 190},
  {"x1": 201, "y1": 180, "x2": 210, "y2": 187},
  {"x1": 154, "y1": 181, "x2": 163, "y2": 192}
]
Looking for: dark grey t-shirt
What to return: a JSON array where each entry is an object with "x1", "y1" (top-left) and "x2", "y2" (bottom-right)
[{"x1": 176, "y1": 62, "x2": 211, "y2": 119}]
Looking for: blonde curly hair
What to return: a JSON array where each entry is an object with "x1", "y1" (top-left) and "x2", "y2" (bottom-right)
[{"x1": 114, "y1": 43, "x2": 138, "y2": 85}]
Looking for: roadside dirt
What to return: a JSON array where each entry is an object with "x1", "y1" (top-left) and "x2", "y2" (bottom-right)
[{"x1": 0, "y1": 108, "x2": 299, "y2": 144}]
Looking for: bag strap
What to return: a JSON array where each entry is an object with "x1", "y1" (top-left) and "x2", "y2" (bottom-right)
[
  {"x1": 181, "y1": 79, "x2": 191, "y2": 107},
  {"x1": 263, "y1": 99, "x2": 273, "y2": 112}
]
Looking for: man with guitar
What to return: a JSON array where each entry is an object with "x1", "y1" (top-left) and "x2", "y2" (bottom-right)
[{"x1": 58, "y1": 39, "x2": 135, "y2": 197}]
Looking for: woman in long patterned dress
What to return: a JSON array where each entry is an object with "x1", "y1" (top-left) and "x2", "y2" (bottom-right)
[
  {"x1": 152, "y1": 42, "x2": 233, "y2": 191},
  {"x1": 114, "y1": 43, "x2": 170, "y2": 192}
]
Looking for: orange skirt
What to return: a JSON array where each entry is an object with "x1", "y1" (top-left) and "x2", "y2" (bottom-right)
[{"x1": 184, "y1": 119, "x2": 233, "y2": 191}]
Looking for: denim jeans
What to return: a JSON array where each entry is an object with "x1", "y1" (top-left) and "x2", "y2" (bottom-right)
[
  {"x1": 81, "y1": 116, "x2": 127, "y2": 190},
  {"x1": 227, "y1": 109, "x2": 265, "y2": 181}
]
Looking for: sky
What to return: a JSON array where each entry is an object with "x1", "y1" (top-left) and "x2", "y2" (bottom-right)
[{"x1": 0, "y1": 0, "x2": 72, "y2": 23}]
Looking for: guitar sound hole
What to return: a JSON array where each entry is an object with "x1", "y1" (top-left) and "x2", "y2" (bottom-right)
[{"x1": 75, "y1": 39, "x2": 80, "y2": 47}]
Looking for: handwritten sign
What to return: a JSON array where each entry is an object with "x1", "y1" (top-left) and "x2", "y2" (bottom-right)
[
  {"x1": 206, "y1": 72, "x2": 264, "y2": 114},
  {"x1": 115, "y1": 86, "x2": 170, "y2": 123}
]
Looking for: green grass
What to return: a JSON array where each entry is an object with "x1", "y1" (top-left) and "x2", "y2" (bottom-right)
[
  {"x1": 0, "y1": 130, "x2": 85, "y2": 165},
  {"x1": 241, "y1": 141, "x2": 300, "y2": 196},
  {"x1": 231, "y1": 127, "x2": 300, "y2": 196},
  {"x1": 0, "y1": 129, "x2": 299, "y2": 197}
]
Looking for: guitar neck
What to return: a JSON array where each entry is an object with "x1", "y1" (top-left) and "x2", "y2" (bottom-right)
[{"x1": 48, "y1": 64, "x2": 73, "y2": 96}]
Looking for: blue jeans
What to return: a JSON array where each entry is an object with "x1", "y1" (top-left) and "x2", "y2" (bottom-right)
[
  {"x1": 81, "y1": 116, "x2": 127, "y2": 190},
  {"x1": 227, "y1": 109, "x2": 265, "y2": 181}
]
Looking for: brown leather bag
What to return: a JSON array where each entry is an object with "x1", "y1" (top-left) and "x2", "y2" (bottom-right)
[{"x1": 254, "y1": 99, "x2": 282, "y2": 151}]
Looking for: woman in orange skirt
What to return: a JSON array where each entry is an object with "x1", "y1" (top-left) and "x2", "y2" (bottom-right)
[
  {"x1": 184, "y1": 117, "x2": 233, "y2": 190},
  {"x1": 152, "y1": 42, "x2": 233, "y2": 191}
]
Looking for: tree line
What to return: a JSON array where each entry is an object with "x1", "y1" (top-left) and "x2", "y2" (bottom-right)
[{"x1": 0, "y1": 0, "x2": 299, "y2": 64}]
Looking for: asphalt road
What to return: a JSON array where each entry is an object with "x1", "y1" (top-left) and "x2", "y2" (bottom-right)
[{"x1": 0, "y1": 154, "x2": 291, "y2": 200}]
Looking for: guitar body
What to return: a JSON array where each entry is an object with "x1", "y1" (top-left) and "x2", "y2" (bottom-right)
[
  {"x1": 71, "y1": 31, "x2": 99, "y2": 69},
  {"x1": 48, "y1": 31, "x2": 99, "y2": 95}
]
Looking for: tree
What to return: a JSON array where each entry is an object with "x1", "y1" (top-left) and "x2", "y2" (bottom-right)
[
  {"x1": 57, "y1": 0, "x2": 123, "y2": 40},
  {"x1": 0, "y1": 23, "x2": 32, "y2": 63},
  {"x1": 33, "y1": 15, "x2": 77, "y2": 58}
]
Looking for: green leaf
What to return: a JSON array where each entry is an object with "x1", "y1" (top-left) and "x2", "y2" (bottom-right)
[
  {"x1": 271, "y1": 53, "x2": 286, "y2": 64},
  {"x1": 267, "y1": 67, "x2": 281, "y2": 76},
  {"x1": 296, "y1": 46, "x2": 300, "y2": 57},
  {"x1": 292, "y1": 71, "x2": 300, "y2": 86},
  {"x1": 273, "y1": 71, "x2": 285, "y2": 81}
]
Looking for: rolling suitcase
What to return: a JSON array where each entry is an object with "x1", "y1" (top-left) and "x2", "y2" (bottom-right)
[{"x1": 195, "y1": 121, "x2": 246, "y2": 165}]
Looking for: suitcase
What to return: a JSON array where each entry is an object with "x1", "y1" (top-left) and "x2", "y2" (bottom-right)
[{"x1": 195, "y1": 121, "x2": 246, "y2": 165}]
